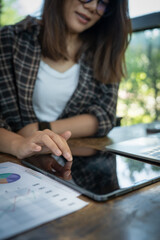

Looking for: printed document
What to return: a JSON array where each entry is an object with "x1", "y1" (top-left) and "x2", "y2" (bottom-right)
[{"x1": 0, "y1": 162, "x2": 88, "y2": 240}]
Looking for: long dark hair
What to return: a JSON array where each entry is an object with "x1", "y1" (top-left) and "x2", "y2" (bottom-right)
[{"x1": 40, "y1": 0, "x2": 132, "y2": 84}]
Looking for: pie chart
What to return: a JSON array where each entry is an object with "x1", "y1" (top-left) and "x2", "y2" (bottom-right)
[{"x1": 0, "y1": 173, "x2": 21, "y2": 184}]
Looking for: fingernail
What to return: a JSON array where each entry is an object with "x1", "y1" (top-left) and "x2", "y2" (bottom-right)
[
  {"x1": 35, "y1": 146, "x2": 41, "y2": 151},
  {"x1": 64, "y1": 152, "x2": 73, "y2": 161},
  {"x1": 55, "y1": 150, "x2": 62, "y2": 156}
]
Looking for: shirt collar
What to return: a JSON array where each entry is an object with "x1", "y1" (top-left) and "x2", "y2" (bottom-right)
[{"x1": 14, "y1": 15, "x2": 41, "y2": 38}]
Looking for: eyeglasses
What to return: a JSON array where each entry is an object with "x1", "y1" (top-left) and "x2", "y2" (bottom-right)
[{"x1": 78, "y1": 0, "x2": 110, "y2": 17}]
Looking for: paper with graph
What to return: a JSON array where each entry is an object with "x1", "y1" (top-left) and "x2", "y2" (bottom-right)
[{"x1": 0, "y1": 163, "x2": 88, "y2": 240}]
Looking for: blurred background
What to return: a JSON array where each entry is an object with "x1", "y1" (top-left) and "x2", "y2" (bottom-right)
[{"x1": 0, "y1": 0, "x2": 160, "y2": 126}]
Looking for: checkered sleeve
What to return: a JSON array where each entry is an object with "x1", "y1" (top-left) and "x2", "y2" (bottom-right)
[
  {"x1": 0, "y1": 114, "x2": 11, "y2": 130},
  {"x1": 0, "y1": 25, "x2": 22, "y2": 131},
  {"x1": 86, "y1": 82, "x2": 119, "y2": 137}
]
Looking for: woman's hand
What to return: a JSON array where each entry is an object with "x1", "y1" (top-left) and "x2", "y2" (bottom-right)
[
  {"x1": 17, "y1": 122, "x2": 38, "y2": 137},
  {"x1": 13, "y1": 129, "x2": 72, "y2": 161}
]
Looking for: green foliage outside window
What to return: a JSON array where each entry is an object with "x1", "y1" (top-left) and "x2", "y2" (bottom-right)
[
  {"x1": 117, "y1": 29, "x2": 160, "y2": 126},
  {"x1": 0, "y1": 0, "x2": 22, "y2": 26}
]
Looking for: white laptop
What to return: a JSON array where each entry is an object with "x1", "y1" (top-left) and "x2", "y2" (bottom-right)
[{"x1": 106, "y1": 133, "x2": 160, "y2": 163}]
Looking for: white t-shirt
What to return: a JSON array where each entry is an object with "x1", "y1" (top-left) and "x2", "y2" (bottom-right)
[{"x1": 32, "y1": 60, "x2": 80, "y2": 121}]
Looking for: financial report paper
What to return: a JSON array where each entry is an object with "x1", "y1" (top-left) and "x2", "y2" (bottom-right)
[{"x1": 0, "y1": 162, "x2": 88, "y2": 240}]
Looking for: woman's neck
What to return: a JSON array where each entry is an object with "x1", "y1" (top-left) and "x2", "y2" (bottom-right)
[
  {"x1": 41, "y1": 33, "x2": 82, "y2": 73},
  {"x1": 66, "y1": 34, "x2": 82, "y2": 60},
  {"x1": 41, "y1": 34, "x2": 81, "y2": 73}
]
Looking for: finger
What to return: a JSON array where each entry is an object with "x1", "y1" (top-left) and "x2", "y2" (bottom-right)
[
  {"x1": 31, "y1": 143, "x2": 42, "y2": 152},
  {"x1": 18, "y1": 143, "x2": 41, "y2": 159},
  {"x1": 40, "y1": 134, "x2": 62, "y2": 156},
  {"x1": 50, "y1": 133, "x2": 73, "y2": 161},
  {"x1": 60, "y1": 131, "x2": 72, "y2": 141},
  {"x1": 34, "y1": 130, "x2": 72, "y2": 161},
  {"x1": 26, "y1": 143, "x2": 42, "y2": 157}
]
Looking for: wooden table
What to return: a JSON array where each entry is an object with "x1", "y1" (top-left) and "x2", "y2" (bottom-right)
[{"x1": 0, "y1": 123, "x2": 160, "y2": 240}]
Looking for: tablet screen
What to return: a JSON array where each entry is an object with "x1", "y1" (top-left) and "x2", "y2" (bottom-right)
[{"x1": 22, "y1": 149, "x2": 160, "y2": 201}]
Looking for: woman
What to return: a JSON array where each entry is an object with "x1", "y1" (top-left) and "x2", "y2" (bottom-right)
[{"x1": 0, "y1": 0, "x2": 131, "y2": 160}]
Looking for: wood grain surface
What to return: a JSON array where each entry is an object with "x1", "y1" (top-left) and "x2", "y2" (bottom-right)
[{"x1": 1, "y1": 123, "x2": 160, "y2": 240}]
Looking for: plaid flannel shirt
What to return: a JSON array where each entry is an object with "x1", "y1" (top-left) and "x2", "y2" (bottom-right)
[{"x1": 0, "y1": 16, "x2": 119, "y2": 136}]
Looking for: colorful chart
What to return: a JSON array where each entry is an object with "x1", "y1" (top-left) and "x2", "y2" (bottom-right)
[{"x1": 0, "y1": 173, "x2": 21, "y2": 184}]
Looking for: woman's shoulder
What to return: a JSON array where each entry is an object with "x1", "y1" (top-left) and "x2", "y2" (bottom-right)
[
  {"x1": 0, "y1": 16, "x2": 40, "y2": 38},
  {"x1": 14, "y1": 16, "x2": 40, "y2": 33}
]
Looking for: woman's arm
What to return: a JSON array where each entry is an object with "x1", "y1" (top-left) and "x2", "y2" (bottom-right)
[
  {"x1": 51, "y1": 114, "x2": 98, "y2": 138},
  {"x1": 17, "y1": 114, "x2": 98, "y2": 139},
  {"x1": 0, "y1": 128, "x2": 72, "y2": 161}
]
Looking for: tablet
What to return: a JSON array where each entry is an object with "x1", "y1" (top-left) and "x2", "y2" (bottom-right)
[{"x1": 22, "y1": 149, "x2": 160, "y2": 202}]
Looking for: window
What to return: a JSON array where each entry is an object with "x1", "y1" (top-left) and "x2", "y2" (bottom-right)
[
  {"x1": 129, "y1": 0, "x2": 160, "y2": 18},
  {"x1": 117, "y1": 12, "x2": 160, "y2": 125}
]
